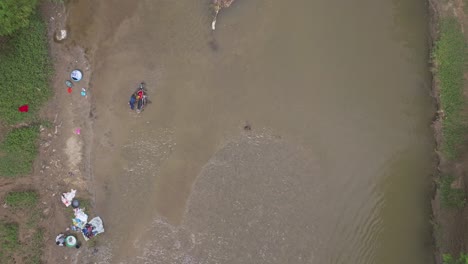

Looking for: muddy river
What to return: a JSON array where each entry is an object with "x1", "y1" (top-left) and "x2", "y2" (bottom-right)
[{"x1": 68, "y1": 0, "x2": 435, "y2": 263}]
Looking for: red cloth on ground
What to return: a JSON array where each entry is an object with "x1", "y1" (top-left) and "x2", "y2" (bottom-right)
[
  {"x1": 18, "y1": 105, "x2": 28, "y2": 112},
  {"x1": 67, "y1": 87, "x2": 73, "y2": 94}
]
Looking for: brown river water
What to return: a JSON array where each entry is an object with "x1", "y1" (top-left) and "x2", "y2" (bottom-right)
[{"x1": 68, "y1": 0, "x2": 435, "y2": 263}]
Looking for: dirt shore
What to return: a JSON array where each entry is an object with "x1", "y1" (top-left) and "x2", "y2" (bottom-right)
[{"x1": 10, "y1": 2, "x2": 98, "y2": 263}]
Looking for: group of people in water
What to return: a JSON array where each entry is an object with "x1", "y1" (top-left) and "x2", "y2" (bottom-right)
[{"x1": 128, "y1": 82, "x2": 147, "y2": 113}]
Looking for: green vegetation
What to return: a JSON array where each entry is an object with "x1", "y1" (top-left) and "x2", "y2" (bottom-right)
[
  {"x1": 26, "y1": 207, "x2": 42, "y2": 228},
  {"x1": 0, "y1": 126, "x2": 40, "y2": 177},
  {"x1": 0, "y1": 2, "x2": 50, "y2": 264},
  {"x1": 443, "y1": 253, "x2": 468, "y2": 264},
  {"x1": 440, "y1": 175, "x2": 466, "y2": 209},
  {"x1": 5, "y1": 190, "x2": 39, "y2": 209},
  {"x1": 431, "y1": 219, "x2": 443, "y2": 249},
  {"x1": 0, "y1": 13, "x2": 52, "y2": 125},
  {"x1": 0, "y1": 221, "x2": 19, "y2": 262},
  {"x1": 433, "y1": 17, "x2": 466, "y2": 160},
  {"x1": 79, "y1": 198, "x2": 92, "y2": 212},
  {"x1": 67, "y1": 197, "x2": 92, "y2": 218},
  {"x1": 0, "y1": 0, "x2": 38, "y2": 36},
  {"x1": 1, "y1": 190, "x2": 44, "y2": 263},
  {"x1": 22, "y1": 228, "x2": 44, "y2": 264},
  {"x1": 0, "y1": 9, "x2": 52, "y2": 178}
]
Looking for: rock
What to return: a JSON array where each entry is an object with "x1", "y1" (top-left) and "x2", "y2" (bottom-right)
[
  {"x1": 212, "y1": 0, "x2": 236, "y2": 30},
  {"x1": 55, "y1": 29, "x2": 67, "y2": 41}
]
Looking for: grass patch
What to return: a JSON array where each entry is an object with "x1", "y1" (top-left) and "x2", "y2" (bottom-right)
[
  {"x1": 433, "y1": 17, "x2": 466, "y2": 160},
  {"x1": 0, "y1": 221, "x2": 20, "y2": 262},
  {"x1": 443, "y1": 253, "x2": 468, "y2": 264},
  {"x1": 431, "y1": 219, "x2": 444, "y2": 250},
  {"x1": 0, "y1": 12, "x2": 52, "y2": 125},
  {"x1": 2, "y1": 190, "x2": 44, "y2": 263},
  {"x1": 0, "y1": 6, "x2": 50, "y2": 264},
  {"x1": 440, "y1": 175, "x2": 466, "y2": 209},
  {"x1": 0, "y1": 126, "x2": 40, "y2": 177},
  {"x1": 87, "y1": 236, "x2": 98, "y2": 248},
  {"x1": 5, "y1": 190, "x2": 39, "y2": 209},
  {"x1": 67, "y1": 197, "x2": 92, "y2": 219},
  {"x1": 22, "y1": 228, "x2": 44, "y2": 264},
  {"x1": 26, "y1": 208, "x2": 42, "y2": 228},
  {"x1": 79, "y1": 198, "x2": 92, "y2": 212},
  {"x1": 0, "y1": 11, "x2": 51, "y2": 178}
]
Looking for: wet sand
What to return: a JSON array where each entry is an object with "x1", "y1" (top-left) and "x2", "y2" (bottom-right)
[{"x1": 68, "y1": 0, "x2": 435, "y2": 263}]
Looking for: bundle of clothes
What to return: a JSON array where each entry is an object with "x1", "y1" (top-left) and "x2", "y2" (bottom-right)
[
  {"x1": 82, "y1": 223, "x2": 97, "y2": 239},
  {"x1": 62, "y1": 189, "x2": 105, "y2": 241},
  {"x1": 76, "y1": 214, "x2": 105, "y2": 241}
]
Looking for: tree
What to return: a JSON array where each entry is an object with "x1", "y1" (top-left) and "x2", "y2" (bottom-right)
[{"x1": 0, "y1": 0, "x2": 38, "y2": 36}]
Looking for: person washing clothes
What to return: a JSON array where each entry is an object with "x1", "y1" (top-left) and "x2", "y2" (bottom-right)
[{"x1": 129, "y1": 93, "x2": 137, "y2": 110}]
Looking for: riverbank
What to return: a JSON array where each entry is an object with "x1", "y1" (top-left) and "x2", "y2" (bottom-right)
[
  {"x1": 0, "y1": 1, "x2": 96, "y2": 263},
  {"x1": 39, "y1": 1, "x2": 97, "y2": 262},
  {"x1": 430, "y1": 0, "x2": 468, "y2": 263}
]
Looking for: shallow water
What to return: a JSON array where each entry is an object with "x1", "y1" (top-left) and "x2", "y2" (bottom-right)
[{"x1": 68, "y1": 0, "x2": 435, "y2": 263}]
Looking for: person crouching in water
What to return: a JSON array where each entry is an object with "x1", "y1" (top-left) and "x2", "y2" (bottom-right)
[{"x1": 129, "y1": 93, "x2": 137, "y2": 110}]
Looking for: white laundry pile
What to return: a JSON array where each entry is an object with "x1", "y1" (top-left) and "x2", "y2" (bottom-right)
[
  {"x1": 72, "y1": 208, "x2": 88, "y2": 229},
  {"x1": 59, "y1": 189, "x2": 105, "y2": 241},
  {"x1": 61, "y1": 189, "x2": 76, "y2": 207}
]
